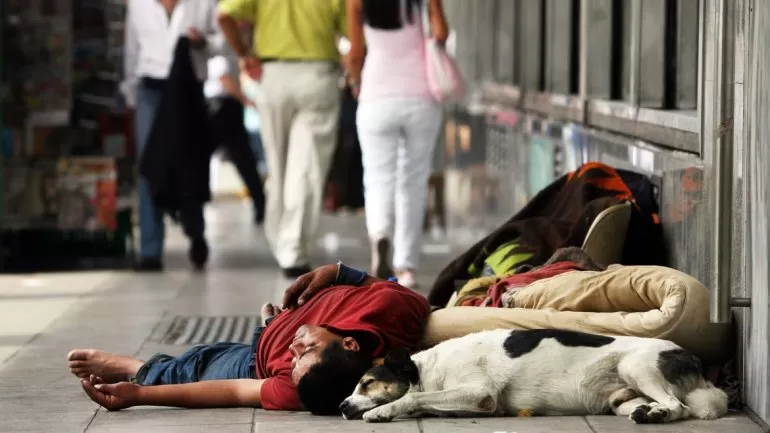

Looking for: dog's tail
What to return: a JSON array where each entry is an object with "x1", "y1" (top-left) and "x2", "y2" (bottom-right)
[{"x1": 684, "y1": 381, "x2": 728, "y2": 420}]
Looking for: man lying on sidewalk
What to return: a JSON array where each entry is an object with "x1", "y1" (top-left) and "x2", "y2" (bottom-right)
[{"x1": 67, "y1": 263, "x2": 430, "y2": 415}]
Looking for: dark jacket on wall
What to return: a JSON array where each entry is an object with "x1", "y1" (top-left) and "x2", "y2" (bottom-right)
[
  {"x1": 140, "y1": 37, "x2": 213, "y2": 215},
  {"x1": 427, "y1": 162, "x2": 667, "y2": 306}
]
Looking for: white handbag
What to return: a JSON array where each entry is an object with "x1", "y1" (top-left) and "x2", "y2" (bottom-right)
[{"x1": 421, "y1": 1, "x2": 466, "y2": 103}]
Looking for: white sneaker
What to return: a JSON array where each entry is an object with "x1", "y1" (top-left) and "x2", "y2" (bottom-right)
[{"x1": 396, "y1": 269, "x2": 418, "y2": 289}]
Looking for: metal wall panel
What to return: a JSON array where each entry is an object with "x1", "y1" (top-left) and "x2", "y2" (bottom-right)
[
  {"x1": 466, "y1": 0, "x2": 482, "y2": 86},
  {"x1": 477, "y1": 0, "x2": 498, "y2": 83},
  {"x1": 544, "y1": 0, "x2": 576, "y2": 94},
  {"x1": 519, "y1": 0, "x2": 544, "y2": 90},
  {"x1": 495, "y1": 0, "x2": 518, "y2": 85},
  {"x1": 742, "y1": 0, "x2": 770, "y2": 423},
  {"x1": 446, "y1": 0, "x2": 478, "y2": 86},
  {"x1": 581, "y1": 0, "x2": 613, "y2": 99},
  {"x1": 623, "y1": 0, "x2": 666, "y2": 107},
  {"x1": 638, "y1": 0, "x2": 667, "y2": 107},
  {"x1": 676, "y1": 0, "x2": 700, "y2": 109}
]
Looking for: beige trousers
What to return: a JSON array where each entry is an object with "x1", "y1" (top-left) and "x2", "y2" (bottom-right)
[{"x1": 256, "y1": 62, "x2": 341, "y2": 268}]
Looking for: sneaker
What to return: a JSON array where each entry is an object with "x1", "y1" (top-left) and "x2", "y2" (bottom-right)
[
  {"x1": 371, "y1": 238, "x2": 394, "y2": 279},
  {"x1": 396, "y1": 269, "x2": 418, "y2": 289}
]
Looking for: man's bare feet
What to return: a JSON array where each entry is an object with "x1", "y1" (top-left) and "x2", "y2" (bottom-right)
[
  {"x1": 67, "y1": 349, "x2": 144, "y2": 383},
  {"x1": 261, "y1": 303, "x2": 282, "y2": 326}
]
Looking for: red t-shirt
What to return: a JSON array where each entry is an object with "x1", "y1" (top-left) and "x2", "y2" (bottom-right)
[{"x1": 255, "y1": 282, "x2": 431, "y2": 410}]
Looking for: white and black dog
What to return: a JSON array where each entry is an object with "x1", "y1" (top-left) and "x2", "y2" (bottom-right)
[{"x1": 340, "y1": 329, "x2": 728, "y2": 424}]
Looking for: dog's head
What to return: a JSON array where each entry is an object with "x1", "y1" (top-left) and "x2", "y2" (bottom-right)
[{"x1": 338, "y1": 348, "x2": 419, "y2": 420}]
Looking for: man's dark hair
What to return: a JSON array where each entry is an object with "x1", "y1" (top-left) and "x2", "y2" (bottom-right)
[{"x1": 296, "y1": 340, "x2": 372, "y2": 415}]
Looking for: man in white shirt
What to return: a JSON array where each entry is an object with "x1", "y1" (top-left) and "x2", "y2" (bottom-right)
[
  {"x1": 122, "y1": 0, "x2": 224, "y2": 271},
  {"x1": 204, "y1": 50, "x2": 265, "y2": 225}
]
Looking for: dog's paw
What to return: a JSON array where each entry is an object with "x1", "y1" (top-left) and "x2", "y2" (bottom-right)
[
  {"x1": 629, "y1": 404, "x2": 651, "y2": 424},
  {"x1": 629, "y1": 403, "x2": 670, "y2": 424},
  {"x1": 363, "y1": 408, "x2": 395, "y2": 423}
]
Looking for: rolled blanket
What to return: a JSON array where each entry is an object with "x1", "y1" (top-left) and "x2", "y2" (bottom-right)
[{"x1": 422, "y1": 264, "x2": 731, "y2": 365}]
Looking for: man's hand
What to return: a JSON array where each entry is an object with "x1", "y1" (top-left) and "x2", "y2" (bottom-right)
[
  {"x1": 80, "y1": 375, "x2": 139, "y2": 411},
  {"x1": 239, "y1": 55, "x2": 263, "y2": 82},
  {"x1": 186, "y1": 27, "x2": 207, "y2": 49},
  {"x1": 281, "y1": 264, "x2": 338, "y2": 310}
]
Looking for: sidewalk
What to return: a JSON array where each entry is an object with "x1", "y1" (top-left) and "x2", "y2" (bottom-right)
[{"x1": 0, "y1": 202, "x2": 763, "y2": 433}]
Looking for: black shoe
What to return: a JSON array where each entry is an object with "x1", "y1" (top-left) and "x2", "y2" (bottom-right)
[
  {"x1": 372, "y1": 238, "x2": 394, "y2": 279},
  {"x1": 282, "y1": 265, "x2": 312, "y2": 279},
  {"x1": 254, "y1": 203, "x2": 265, "y2": 226},
  {"x1": 134, "y1": 257, "x2": 163, "y2": 272},
  {"x1": 189, "y1": 238, "x2": 209, "y2": 271}
]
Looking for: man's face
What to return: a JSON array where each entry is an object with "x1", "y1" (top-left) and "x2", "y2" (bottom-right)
[{"x1": 289, "y1": 325, "x2": 359, "y2": 384}]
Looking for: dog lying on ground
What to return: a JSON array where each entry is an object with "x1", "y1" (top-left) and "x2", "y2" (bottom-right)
[{"x1": 339, "y1": 329, "x2": 728, "y2": 424}]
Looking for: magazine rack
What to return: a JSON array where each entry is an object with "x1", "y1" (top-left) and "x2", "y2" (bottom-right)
[{"x1": 0, "y1": 0, "x2": 135, "y2": 272}]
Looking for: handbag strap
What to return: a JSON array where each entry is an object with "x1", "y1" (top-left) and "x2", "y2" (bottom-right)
[{"x1": 420, "y1": 0, "x2": 432, "y2": 39}]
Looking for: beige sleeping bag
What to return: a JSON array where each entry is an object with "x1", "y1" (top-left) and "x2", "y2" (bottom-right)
[{"x1": 420, "y1": 265, "x2": 731, "y2": 364}]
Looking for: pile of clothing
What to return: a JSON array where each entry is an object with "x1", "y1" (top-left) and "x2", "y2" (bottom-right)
[
  {"x1": 423, "y1": 162, "x2": 739, "y2": 409},
  {"x1": 429, "y1": 162, "x2": 665, "y2": 306}
]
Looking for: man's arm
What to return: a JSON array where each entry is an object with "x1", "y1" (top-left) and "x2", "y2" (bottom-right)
[
  {"x1": 81, "y1": 378, "x2": 265, "y2": 410},
  {"x1": 138, "y1": 379, "x2": 264, "y2": 408},
  {"x1": 281, "y1": 264, "x2": 384, "y2": 309},
  {"x1": 119, "y1": 1, "x2": 140, "y2": 108},
  {"x1": 218, "y1": 0, "x2": 263, "y2": 80},
  {"x1": 217, "y1": 0, "x2": 255, "y2": 58}
]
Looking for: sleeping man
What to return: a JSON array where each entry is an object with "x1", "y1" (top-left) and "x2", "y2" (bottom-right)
[{"x1": 67, "y1": 263, "x2": 431, "y2": 415}]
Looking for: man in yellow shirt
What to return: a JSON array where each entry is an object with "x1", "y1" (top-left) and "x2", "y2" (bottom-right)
[{"x1": 217, "y1": 0, "x2": 346, "y2": 278}]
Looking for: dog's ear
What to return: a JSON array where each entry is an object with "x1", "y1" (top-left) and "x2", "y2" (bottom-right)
[
  {"x1": 384, "y1": 348, "x2": 410, "y2": 368},
  {"x1": 384, "y1": 348, "x2": 419, "y2": 384}
]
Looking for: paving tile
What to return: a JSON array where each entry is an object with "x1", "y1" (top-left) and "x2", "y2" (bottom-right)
[
  {"x1": 252, "y1": 410, "x2": 315, "y2": 421},
  {"x1": 0, "y1": 392, "x2": 98, "y2": 413},
  {"x1": 89, "y1": 408, "x2": 255, "y2": 428},
  {"x1": 5, "y1": 424, "x2": 96, "y2": 433},
  {"x1": 0, "y1": 368, "x2": 75, "y2": 387},
  {"x1": 1, "y1": 410, "x2": 95, "y2": 433},
  {"x1": 86, "y1": 424, "x2": 253, "y2": 433},
  {"x1": 585, "y1": 413, "x2": 765, "y2": 433},
  {"x1": 420, "y1": 416, "x2": 594, "y2": 433},
  {"x1": 252, "y1": 418, "x2": 421, "y2": 433},
  {"x1": 132, "y1": 343, "x2": 194, "y2": 361}
]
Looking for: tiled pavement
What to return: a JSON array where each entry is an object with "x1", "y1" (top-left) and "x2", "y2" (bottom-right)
[{"x1": 0, "y1": 202, "x2": 764, "y2": 433}]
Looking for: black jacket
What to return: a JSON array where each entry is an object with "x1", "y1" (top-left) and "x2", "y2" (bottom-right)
[{"x1": 140, "y1": 37, "x2": 213, "y2": 214}]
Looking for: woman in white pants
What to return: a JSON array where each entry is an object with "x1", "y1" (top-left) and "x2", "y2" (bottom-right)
[{"x1": 346, "y1": 0, "x2": 449, "y2": 287}]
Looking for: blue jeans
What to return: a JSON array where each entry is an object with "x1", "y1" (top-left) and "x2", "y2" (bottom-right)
[
  {"x1": 134, "y1": 325, "x2": 266, "y2": 385},
  {"x1": 135, "y1": 82, "x2": 166, "y2": 258}
]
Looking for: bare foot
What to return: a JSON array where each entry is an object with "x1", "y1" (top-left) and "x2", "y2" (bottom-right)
[{"x1": 67, "y1": 349, "x2": 144, "y2": 383}]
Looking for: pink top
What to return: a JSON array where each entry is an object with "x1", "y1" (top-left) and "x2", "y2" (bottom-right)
[{"x1": 358, "y1": 5, "x2": 431, "y2": 102}]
